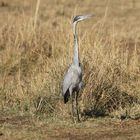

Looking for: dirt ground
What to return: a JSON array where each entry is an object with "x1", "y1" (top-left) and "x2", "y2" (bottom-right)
[{"x1": 0, "y1": 115, "x2": 140, "y2": 140}]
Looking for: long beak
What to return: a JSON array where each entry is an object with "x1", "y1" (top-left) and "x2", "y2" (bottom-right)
[{"x1": 82, "y1": 14, "x2": 94, "y2": 20}]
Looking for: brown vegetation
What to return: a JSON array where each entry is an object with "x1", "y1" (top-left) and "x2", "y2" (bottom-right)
[{"x1": 0, "y1": 0, "x2": 140, "y2": 139}]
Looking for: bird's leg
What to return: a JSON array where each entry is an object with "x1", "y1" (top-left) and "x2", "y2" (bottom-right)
[
  {"x1": 71, "y1": 95, "x2": 75, "y2": 122},
  {"x1": 70, "y1": 88, "x2": 74, "y2": 122},
  {"x1": 76, "y1": 92, "x2": 80, "y2": 122}
]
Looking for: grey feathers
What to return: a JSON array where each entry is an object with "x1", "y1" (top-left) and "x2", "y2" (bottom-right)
[{"x1": 62, "y1": 14, "x2": 92, "y2": 121}]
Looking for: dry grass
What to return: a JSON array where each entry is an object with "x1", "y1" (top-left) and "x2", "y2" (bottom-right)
[
  {"x1": 0, "y1": 0, "x2": 140, "y2": 139},
  {"x1": 0, "y1": 0, "x2": 140, "y2": 123}
]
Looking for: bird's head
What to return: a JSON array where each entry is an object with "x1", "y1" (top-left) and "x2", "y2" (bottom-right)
[{"x1": 73, "y1": 14, "x2": 93, "y2": 24}]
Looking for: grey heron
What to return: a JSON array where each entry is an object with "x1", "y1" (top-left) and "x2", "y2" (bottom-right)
[{"x1": 62, "y1": 15, "x2": 92, "y2": 122}]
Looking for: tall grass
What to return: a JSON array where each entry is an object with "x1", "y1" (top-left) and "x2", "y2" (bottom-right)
[
  {"x1": 0, "y1": 0, "x2": 140, "y2": 120},
  {"x1": 34, "y1": 0, "x2": 40, "y2": 29}
]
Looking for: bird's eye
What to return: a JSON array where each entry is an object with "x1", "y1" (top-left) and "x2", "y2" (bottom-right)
[{"x1": 73, "y1": 16, "x2": 81, "y2": 23}]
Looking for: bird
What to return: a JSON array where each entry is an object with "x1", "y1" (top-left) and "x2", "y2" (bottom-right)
[{"x1": 62, "y1": 15, "x2": 92, "y2": 122}]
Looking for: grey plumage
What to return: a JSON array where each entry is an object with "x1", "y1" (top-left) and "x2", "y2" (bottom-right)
[{"x1": 62, "y1": 15, "x2": 92, "y2": 122}]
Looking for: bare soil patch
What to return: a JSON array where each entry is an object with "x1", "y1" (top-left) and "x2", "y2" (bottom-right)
[{"x1": 0, "y1": 115, "x2": 140, "y2": 140}]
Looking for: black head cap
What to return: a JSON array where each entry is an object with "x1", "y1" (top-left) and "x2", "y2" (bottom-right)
[{"x1": 73, "y1": 15, "x2": 82, "y2": 23}]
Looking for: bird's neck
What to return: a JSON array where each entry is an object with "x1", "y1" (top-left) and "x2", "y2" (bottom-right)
[{"x1": 73, "y1": 24, "x2": 79, "y2": 66}]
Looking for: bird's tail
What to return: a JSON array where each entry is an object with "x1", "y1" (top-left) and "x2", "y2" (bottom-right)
[{"x1": 64, "y1": 90, "x2": 70, "y2": 104}]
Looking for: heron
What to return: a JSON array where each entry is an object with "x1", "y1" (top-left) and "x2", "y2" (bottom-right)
[{"x1": 62, "y1": 15, "x2": 92, "y2": 122}]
